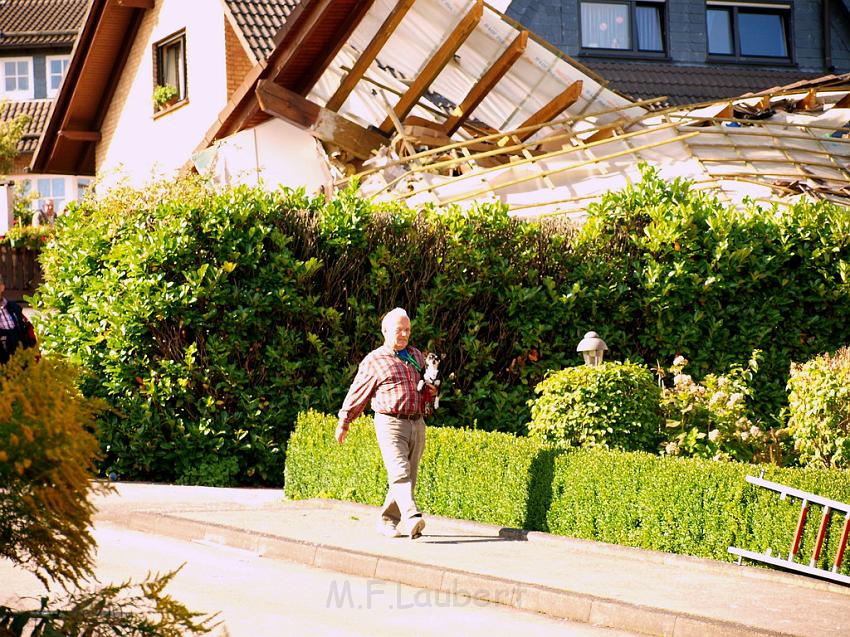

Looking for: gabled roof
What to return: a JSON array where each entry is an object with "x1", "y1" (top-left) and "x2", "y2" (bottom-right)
[
  {"x1": 1, "y1": 99, "x2": 51, "y2": 154},
  {"x1": 0, "y1": 0, "x2": 87, "y2": 49},
  {"x1": 581, "y1": 61, "x2": 826, "y2": 107},
  {"x1": 222, "y1": 0, "x2": 298, "y2": 61}
]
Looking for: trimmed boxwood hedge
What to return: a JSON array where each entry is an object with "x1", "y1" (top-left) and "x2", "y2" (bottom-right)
[
  {"x1": 284, "y1": 410, "x2": 547, "y2": 528},
  {"x1": 287, "y1": 411, "x2": 850, "y2": 574}
]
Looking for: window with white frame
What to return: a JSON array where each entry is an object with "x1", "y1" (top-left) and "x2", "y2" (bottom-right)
[
  {"x1": 153, "y1": 30, "x2": 187, "y2": 109},
  {"x1": 2, "y1": 57, "x2": 33, "y2": 98},
  {"x1": 706, "y1": 2, "x2": 791, "y2": 60},
  {"x1": 580, "y1": 0, "x2": 666, "y2": 54},
  {"x1": 46, "y1": 55, "x2": 70, "y2": 97},
  {"x1": 36, "y1": 177, "x2": 66, "y2": 213}
]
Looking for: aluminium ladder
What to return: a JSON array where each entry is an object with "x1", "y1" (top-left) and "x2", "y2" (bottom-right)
[{"x1": 728, "y1": 474, "x2": 850, "y2": 586}]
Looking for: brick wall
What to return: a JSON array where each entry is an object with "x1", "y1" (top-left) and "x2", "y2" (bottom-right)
[{"x1": 225, "y1": 16, "x2": 254, "y2": 100}]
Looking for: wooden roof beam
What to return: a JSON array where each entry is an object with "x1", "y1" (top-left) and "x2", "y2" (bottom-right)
[
  {"x1": 443, "y1": 29, "x2": 527, "y2": 137},
  {"x1": 379, "y1": 0, "x2": 483, "y2": 134},
  {"x1": 58, "y1": 129, "x2": 101, "y2": 141},
  {"x1": 114, "y1": 0, "x2": 154, "y2": 7},
  {"x1": 515, "y1": 80, "x2": 583, "y2": 142},
  {"x1": 256, "y1": 79, "x2": 386, "y2": 160},
  {"x1": 295, "y1": 0, "x2": 377, "y2": 96},
  {"x1": 326, "y1": 0, "x2": 416, "y2": 112}
]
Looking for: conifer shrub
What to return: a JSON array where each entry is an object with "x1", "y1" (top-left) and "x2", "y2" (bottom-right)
[
  {"x1": 787, "y1": 347, "x2": 850, "y2": 469},
  {"x1": 0, "y1": 349, "x2": 104, "y2": 587}
]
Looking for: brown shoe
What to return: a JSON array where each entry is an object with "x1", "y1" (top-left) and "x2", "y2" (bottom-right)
[{"x1": 402, "y1": 514, "x2": 425, "y2": 539}]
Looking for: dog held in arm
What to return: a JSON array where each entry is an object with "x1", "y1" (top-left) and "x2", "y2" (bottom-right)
[{"x1": 417, "y1": 352, "x2": 442, "y2": 410}]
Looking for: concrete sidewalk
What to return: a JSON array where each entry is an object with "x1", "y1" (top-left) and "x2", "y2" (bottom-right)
[{"x1": 94, "y1": 484, "x2": 850, "y2": 637}]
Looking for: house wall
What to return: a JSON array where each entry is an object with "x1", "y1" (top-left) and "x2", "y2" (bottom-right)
[
  {"x1": 97, "y1": 0, "x2": 230, "y2": 188},
  {"x1": 506, "y1": 0, "x2": 850, "y2": 73},
  {"x1": 202, "y1": 118, "x2": 332, "y2": 195},
  {"x1": 224, "y1": 16, "x2": 254, "y2": 100}
]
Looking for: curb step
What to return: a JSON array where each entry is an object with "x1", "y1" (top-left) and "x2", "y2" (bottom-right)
[{"x1": 102, "y1": 510, "x2": 794, "y2": 637}]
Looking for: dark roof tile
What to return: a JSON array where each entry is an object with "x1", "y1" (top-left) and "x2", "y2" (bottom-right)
[
  {"x1": 580, "y1": 60, "x2": 827, "y2": 106},
  {"x1": 0, "y1": 0, "x2": 87, "y2": 49},
  {"x1": 1, "y1": 99, "x2": 51, "y2": 153},
  {"x1": 223, "y1": 0, "x2": 300, "y2": 61}
]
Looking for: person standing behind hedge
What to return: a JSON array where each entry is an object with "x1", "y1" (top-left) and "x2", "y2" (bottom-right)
[
  {"x1": 0, "y1": 274, "x2": 37, "y2": 364},
  {"x1": 336, "y1": 308, "x2": 435, "y2": 540}
]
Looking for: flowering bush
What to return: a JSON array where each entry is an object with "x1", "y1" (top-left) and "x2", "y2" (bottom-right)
[
  {"x1": 787, "y1": 347, "x2": 850, "y2": 469},
  {"x1": 659, "y1": 351, "x2": 781, "y2": 462}
]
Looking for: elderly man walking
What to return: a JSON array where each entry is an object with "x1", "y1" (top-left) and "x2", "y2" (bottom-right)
[{"x1": 336, "y1": 308, "x2": 433, "y2": 539}]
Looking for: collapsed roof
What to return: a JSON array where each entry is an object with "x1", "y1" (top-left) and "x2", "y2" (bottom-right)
[{"x1": 199, "y1": 0, "x2": 850, "y2": 219}]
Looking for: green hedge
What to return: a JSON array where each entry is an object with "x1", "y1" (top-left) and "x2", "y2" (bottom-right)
[
  {"x1": 550, "y1": 450, "x2": 850, "y2": 573},
  {"x1": 285, "y1": 411, "x2": 547, "y2": 528},
  {"x1": 33, "y1": 168, "x2": 850, "y2": 485},
  {"x1": 287, "y1": 412, "x2": 850, "y2": 574}
]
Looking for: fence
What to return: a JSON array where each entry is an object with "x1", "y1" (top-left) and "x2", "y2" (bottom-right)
[{"x1": 0, "y1": 246, "x2": 42, "y2": 301}]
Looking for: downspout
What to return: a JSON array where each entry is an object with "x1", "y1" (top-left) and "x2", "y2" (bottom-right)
[{"x1": 824, "y1": 0, "x2": 834, "y2": 72}]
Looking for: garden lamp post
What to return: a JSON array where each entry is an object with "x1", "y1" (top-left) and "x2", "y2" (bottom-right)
[{"x1": 577, "y1": 331, "x2": 608, "y2": 366}]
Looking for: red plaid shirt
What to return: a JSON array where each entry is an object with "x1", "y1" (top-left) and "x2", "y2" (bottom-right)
[
  {"x1": 338, "y1": 345, "x2": 427, "y2": 427},
  {"x1": 0, "y1": 298, "x2": 16, "y2": 330}
]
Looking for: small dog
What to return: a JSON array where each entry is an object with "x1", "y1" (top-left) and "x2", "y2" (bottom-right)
[{"x1": 417, "y1": 352, "x2": 442, "y2": 410}]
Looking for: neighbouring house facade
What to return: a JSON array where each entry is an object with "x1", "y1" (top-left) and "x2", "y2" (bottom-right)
[
  {"x1": 505, "y1": 0, "x2": 850, "y2": 104},
  {"x1": 0, "y1": 0, "x2": 88, "y2": 224},
  {"x1": 33, "y1": 0, "x2": 332, "y2": 193}
]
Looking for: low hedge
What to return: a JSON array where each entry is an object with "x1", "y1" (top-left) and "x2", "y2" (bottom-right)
[
  {"x1": 550, "y1": 451, "x2": 849, "y2": 571},
  {"x1": 284, "y1": 410, "x2": 547, "y2": 528},
  {"x1": 287, "y1": 411, "x2": 850, "y2": 574}
]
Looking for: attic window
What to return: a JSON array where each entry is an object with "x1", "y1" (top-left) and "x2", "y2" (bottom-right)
[
  {"x1": 707, "y1": 2, "x2": 792, "y2": 62},
  {"x1": 153, "y1": 30, "x2": 187, "y2": 110},
  {"x1": 580, "y1": 1, "x2": 667, "y2": 55}
]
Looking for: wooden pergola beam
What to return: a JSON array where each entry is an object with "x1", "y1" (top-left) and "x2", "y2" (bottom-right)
[
  {"x1": 515, "y1": 80, "x2": 583, "y2": 142},
  {"x1": 379, "y1": 0, "x2": 483, "y2": 134},
  {"x1": 325, "y1": 0, "x2": 417, "y2": 112},
  {"x1": 255, "y1": 80, "x2": 386, "y2": 160},
  {"x1": 443, "y1": 30, "x2": 528, "y2": 137}
]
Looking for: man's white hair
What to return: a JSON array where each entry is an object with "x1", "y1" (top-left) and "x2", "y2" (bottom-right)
[{"x1": 381, "y1": 307, "x2": 409, "y2": 332}]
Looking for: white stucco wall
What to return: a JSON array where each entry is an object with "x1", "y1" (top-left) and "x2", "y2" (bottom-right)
[
  {"x1": 96, "y1": 0, "x2": 229, "y2": 188},
  {"x1": 198, "y1": 118, "x2": 332, "y2": 194}
]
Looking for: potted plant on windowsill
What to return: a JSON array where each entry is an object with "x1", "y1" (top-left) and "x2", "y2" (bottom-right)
[{"x1": 153, "y1": 84, "x2": 179, "y2": 111}]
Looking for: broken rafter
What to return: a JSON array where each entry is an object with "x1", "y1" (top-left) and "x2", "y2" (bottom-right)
[
  {"x1": 339, "y1": 95, "x2": 667, "y2": 186},
  {"x1": 434, "y1": 131, "x2": 699, "y2": 206},
  {"x1": 443, "y1": 30, "x2": 528, "y2": 136},
  {"x1": 325, "y1": 0, "x2": 417, "y2": 112},
  {"x1": 378, "y1": 0, "x2": 483, "y2": 134},
  {"x1": 255, "y1": 80, "x2": 386, "y2": 160},
  {"x1": 515, "y1": 81, "x2": 583, "y2": 143},
  {"x1": 393, "y1": 119, "x2": 688, "y2": 201}
]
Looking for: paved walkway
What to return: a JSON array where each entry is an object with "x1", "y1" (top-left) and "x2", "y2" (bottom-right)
[{"x1": 93, "y1": 483, "x2": 850, "y2": 637}]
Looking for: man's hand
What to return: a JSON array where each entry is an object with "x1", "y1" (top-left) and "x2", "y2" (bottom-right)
[{"x1": 335, "y1": 422, "x2": 349, "y2": 444}]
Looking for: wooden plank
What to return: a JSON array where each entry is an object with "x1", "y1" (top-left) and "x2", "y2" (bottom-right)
[
  {"x1": 58, "y1": 130, "x2": 101, "y2": 141},
  {"x1": 326, "y1": 0, "x2": 417, "y2": 112},
  {"x1": 795, "y1": 88, "x2": 818, "y2": 112},
  {"x1": 833, "y1": 92, "x2": 850, "y2": 109},
  {"x1": 114, "y1": 0, "x2": 154, "y2": 8},
  {"x1": 515, "y1": 80, "x2": 583, "y2": 142},
  {"x1": 379, "y1": 0, "x2": 483, "y2": 134},
  {"x1": 296, "y1": 0, "x2": 377, "y2": 96},
  {"x1": 255, "y1": 80, "x2": 386, "y2": 160},
  {"x1": 443, "y1": 30, "x2": 528, "y2": 136}
]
